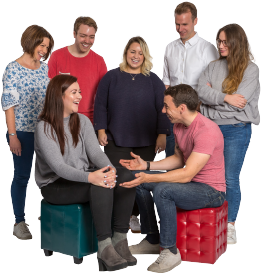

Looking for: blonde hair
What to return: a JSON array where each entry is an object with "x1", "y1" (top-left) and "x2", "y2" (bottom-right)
[
  {"x1": 217, "y1": 24, "x2": 253, "y2": 95},
  {"x1": 119, "y1": 36, "x2": 153, "y2": 76}
]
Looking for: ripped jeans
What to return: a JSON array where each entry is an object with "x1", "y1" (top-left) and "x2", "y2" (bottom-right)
[{"x1": 135, "y1": 171, "x2": 226, "y2": 249}]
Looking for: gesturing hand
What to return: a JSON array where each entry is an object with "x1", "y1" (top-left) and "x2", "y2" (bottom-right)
[
  {"x1": 119, "y1": 152, "x2": 147, "y2": 170},
  {"x1": 88, "y1": 166, "x2": 117, "y2": 188},
  {"x1": 120, "y1": 172, "x2": 148, "y2": 188}
]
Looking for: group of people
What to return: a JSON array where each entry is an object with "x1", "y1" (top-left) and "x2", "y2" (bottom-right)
[{"x1": 2, "y1": 1, "x2": 260, "y2": 273}]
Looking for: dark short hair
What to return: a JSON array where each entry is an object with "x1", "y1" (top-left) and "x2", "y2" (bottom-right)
[
  {"x1": 175, "y1": 2, "x2": 197, "y2": 21},
  {"x1": 74, "y1": 16, "x2": 98, "y2": 33},
  {"x1": 21, "y1": 25, "x2": 54, "y2": 61},
  {"x1": 164, "y1": 84, "x2": 199, "y2": 111}
]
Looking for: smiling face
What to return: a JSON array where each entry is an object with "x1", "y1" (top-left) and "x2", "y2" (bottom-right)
[
  {"x1": 175, "y1": 12, "x2": 197, "y2": 43},
  {"x1": 162, "y1": 95, "x2": 182, "y2": 123},
  {"x1": 74, "y1": 24, "x2": 96, "y2": 54},
  {"x1": 62, "y1": 82, "x2": 82, "y2": 117},
  {"x1": 33, "y1": 37, "x2": 50, "y2": 61},
  {"x1": 126, "y1": 42, "x2": 144, "y2": 73},
  {"x1": 218, "y1": 31, "x2": 229, "y2": 57}
]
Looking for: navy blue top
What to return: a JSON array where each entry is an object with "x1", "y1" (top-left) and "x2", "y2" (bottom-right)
[{"x1": 94, "y1": 68, "x2": 170, "y2": 147}]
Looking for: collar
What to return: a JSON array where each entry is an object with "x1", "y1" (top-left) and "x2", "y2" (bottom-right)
[{"x1": 178, "y1": 32, "x2": 199, "y2": 46}]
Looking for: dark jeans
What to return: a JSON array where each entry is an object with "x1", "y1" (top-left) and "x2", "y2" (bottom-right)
[
  {"x1": 165, "y1": 123, "x2": 175, "y2": 157},
  {"x1": 41, "y1": 167, "x2": 136, "y2": 241},
  {"x1": 105, "y1": 139, "x2": 156, "y2": 216},
  {"x1": 134, "y1": 171, "x2": 226, "y2": 248},
  {"x1": 6, "y1": 131, "x2": 34, "y2": 224}
]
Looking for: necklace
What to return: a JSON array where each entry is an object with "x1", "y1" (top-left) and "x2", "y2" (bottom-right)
[{"x1": 130, "y1": 73, "x2": 138, "y2": 80}]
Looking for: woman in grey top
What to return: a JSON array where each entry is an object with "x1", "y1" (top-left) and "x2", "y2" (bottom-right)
[
  {"x1": 197, "y1": 24, "x2": 260, "y2": 245},
  {"x1": 35, "y1": 75, "x2": 137, "y2": 271}
]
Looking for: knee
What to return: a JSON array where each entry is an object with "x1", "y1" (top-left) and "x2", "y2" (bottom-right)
[
  {"x1": 153, "y1": 183, "x2": 172, "y2": 204},
  {"x1": 116, "y1": 167, "x2": 135, "y2": 184}
]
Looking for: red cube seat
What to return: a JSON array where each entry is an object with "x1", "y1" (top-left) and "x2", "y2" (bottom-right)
[{"x1": 176, "y1": 201, "x2": 228, "y2": 264}]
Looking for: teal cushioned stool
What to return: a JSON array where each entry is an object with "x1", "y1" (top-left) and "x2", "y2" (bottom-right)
[{"x1": 41, "y1": 199, "x2": 98, "y2": 264}]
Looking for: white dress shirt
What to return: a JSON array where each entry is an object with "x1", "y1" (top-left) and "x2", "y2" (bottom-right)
[{"x1": 163, "y1": 33, "x2": 219, "y2": 90}]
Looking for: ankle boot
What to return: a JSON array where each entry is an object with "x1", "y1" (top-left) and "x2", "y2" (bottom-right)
[
  {"x1": 97, "y1": 244, "x2": 128, "y2": 271},
  {"x1": 114, "y1": 238, "x2": 137, "y2": 266}
]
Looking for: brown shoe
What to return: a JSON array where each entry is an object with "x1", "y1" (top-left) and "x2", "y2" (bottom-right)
[
  {"x1": 114, "y1": 238, "x2": 137, "y2": 266},
  {"x1": 97, "y1": 244, "x2": 128, "y2": 271}
]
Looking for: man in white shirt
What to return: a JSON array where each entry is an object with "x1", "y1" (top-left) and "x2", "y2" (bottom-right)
[{"x1": 163, "y1": 2, "x2": 219, "y2": 157}]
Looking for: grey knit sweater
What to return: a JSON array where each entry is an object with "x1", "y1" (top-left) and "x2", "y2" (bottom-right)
[
  {"x1": 34, "y1": 114, "x2": 113, "y2": 188},
  {"x1": 197, "y1": 59, "x2": 260, "y2": 125}
]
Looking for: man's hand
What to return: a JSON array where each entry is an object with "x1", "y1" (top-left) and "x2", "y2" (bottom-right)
[
  {"x1": 120, "y1": 172, "x2": 148, "y2": 188},
  {"x1": 155, "y1": 134, "x2": 166, "y2": 153},
  {"x1": 119, "y1": 152, "x2": 147, "y2": 170}
]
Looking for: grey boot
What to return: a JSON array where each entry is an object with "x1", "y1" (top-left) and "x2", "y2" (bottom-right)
[
  {"x1": 114, "y1": 238, "x2": 137, "y2": 266},
  {"x1": 97, "y1": 244, "x2": 128, "y2": 271}
]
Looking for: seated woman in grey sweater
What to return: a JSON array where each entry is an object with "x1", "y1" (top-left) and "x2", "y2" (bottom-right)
[
  {"x1": 34, "y1": 74, "x2": 137, "y2": 271},
  {"x1": 197, "y1": 24, "x2": 260, "y2": 245}
]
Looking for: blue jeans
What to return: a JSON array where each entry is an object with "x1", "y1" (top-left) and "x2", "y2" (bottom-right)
[
  {"x1": 166, "y1": 123, "x2": 175, "y2": 157},
  {"x1": 6, "y1": 131, "x2": 34, "y2": 224},
  {"x1": 219, "y1": 123, "x2": 251, "y2": 222},
  {"x1": 135, "y1": 171, "x2": 226, "y2": 248}
]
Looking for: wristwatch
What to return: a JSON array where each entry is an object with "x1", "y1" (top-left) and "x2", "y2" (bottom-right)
[
  {"x1": 9, "y1": 133, "x2": 17, "y2": 136},
  {"x1": 146, "y1": 161, "x2": 150, "y2": 171}
]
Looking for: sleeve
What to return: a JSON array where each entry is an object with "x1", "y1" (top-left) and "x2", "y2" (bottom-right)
[
  {"x1": 35, "y1": 122, "x2": 89, "y2": 183},
  {"x1": 209, "y1": 64, "x2": 260, "y2": 112},
  {"x1": 47, "y1": 52, "x2": 58, "y2": 79},
  {"x1": 162, "y1": 47, "x2": 170, "y2": 86},
  {"x1": 193, "y1": 128, "x2": 217, "y2": 156},
  {"x1": 81, "y1": 116, "x2": 114, "y2": 169},
  {"x1": 197, "y1": 63, "x2": 226, "y2": 105},
  {"x1": 152, "y1": 74, "x2": 171, "y2": 135},
  {"x1": 93, "y1": 72, "x2": 111, "y2": 130},
  {"x1": 203, "y1": 44, "x2": 219, "y2": 67},
  {"x1": 98, "y1": 57, "x2": 107, "y2": 82},
  {"x1": 1, "y1": 63, "x2": 20, "y2": 111}
]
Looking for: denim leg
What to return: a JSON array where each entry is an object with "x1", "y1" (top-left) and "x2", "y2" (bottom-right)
[
  {"x1": 135, "y1": 182, "x2": 159, "y2": 235},
  {"x1": 7, "y1": 131, "x2": 34, "y2": 224},
  {"x1": 165, "y1": 123, "x2": 175, "y2": 157},
  {"x1": 219, "y1": 123, "x2": 251, "y2": 222},
  {"x1": 153, "y1": 182, "x2": 226, "y2": 248}
]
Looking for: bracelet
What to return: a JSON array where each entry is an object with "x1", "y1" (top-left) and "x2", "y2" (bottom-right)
[
  {"x1": 146, "y1": 161, "x2": 150, "y2": 171},
  {"x1": 9, "y1": 133, "x2": 16, "y2": 136}
]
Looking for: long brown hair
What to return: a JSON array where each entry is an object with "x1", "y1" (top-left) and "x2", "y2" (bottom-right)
[
  {"x1": 216, "y1": 24, "x2": 253, "y2": 95},
  {"x1": 39, "y1": 75, "x2": 80, "y2": 155}
]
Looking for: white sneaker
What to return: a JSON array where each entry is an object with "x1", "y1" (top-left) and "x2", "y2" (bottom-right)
[
  {"x1": 147, "y1": 249, "x2": 181, "y2": 273},
  {"x1": 13, "y1": 221, "x2": 32, "y2": 240},
  {"x1": 227, "y1": 223, "x2": 237, "y2": 244},
  {"x1": 129, "y1": 216, "x2": 141, "y2": 233}
]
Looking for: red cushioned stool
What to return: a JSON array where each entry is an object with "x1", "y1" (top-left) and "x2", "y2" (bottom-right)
[{"x1": 176, "y1": 201, "x2": 228, "y2": 264}]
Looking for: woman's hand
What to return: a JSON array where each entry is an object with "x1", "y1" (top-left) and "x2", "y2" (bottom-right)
[
  {"x1": 155, "y1": 134, "x2": 166, "y2": 153},
  {"x1": 9, "y1": 135, "x2": 22, "y2": 156},
  {"x1": 98, "y1": 129, "x2": 108, "y2": 146},
  {"x1": 224, "y1": 94, "x2": 247, "y2": 108},
  {"x1": 120, "y1": 152, "x2": 147, "y2": 170},
  {"x1": 88, "y1": 166, "x2": 117, "y2": 188}
]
